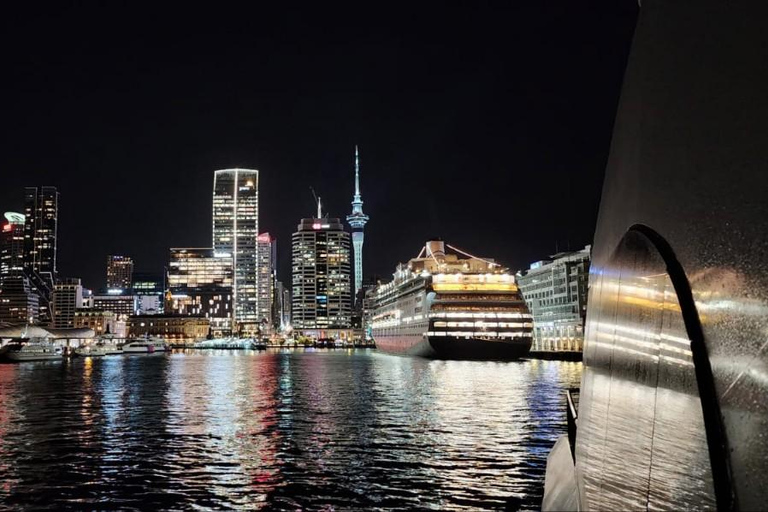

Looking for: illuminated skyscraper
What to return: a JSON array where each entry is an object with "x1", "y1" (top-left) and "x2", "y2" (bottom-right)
[
  {"x1": 1, "y1": 212, "x2": 25, "y2": 284},
  {"x1": 346, "y1": 146, "x2": 369, "y2": 298},
  {"x1": 257, "y1": 233, "x2": 275, "y2": 328},
  {"x1": 106, "y1": 255, "x2": 134, "y2": 291},
  {"x1": 23, "y1": 186, "x2": 59, "y2": 287},
  {"x1": 212, "y1": 169, "x2": 259, "y2": 333},
  {"x1": 292, "y1": 202, "x2": 352, "y2": 332}
]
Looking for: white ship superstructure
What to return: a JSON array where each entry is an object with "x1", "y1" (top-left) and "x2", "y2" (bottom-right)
[{"x1": 370, "y1": 241, "x2": 533, "y2": 359}]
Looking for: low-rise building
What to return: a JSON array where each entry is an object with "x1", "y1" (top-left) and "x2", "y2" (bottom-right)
[
  {"x1": 127, "y1": 314, "x2": 209, "y2": 341},
  {"x1": 74, "y1": 309, "x2": 126, "y2": 337},
  {"x1": 516, "y1": 246, "x2": 590, "y2": 351}
]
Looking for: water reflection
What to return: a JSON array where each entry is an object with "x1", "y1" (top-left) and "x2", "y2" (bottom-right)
[{"x1": 0, "y1": 351, "x2": 580, "y2": 510}]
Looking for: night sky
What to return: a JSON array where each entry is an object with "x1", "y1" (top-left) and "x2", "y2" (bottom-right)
[{"x1": 0, "y1": 2, "x2": 638, "y2": 290}]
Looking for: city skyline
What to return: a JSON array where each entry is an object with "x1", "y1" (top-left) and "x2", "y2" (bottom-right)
[{"x1": 0, "y1": 3, "x2": 638, "y2": 291}]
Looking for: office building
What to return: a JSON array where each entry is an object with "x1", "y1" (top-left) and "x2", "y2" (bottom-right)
[
  {"x1": 516, "y1": 246, "x2": 591, "y2": 351},
  {"x1": 0, "y1": 276, "x2": 39, "y2": 325},
  {"x1": 131, "y1": 272, "x2": 164, "y2": 314},
  {"x1": 106, "y1": 255, "x2": 133, "y2": 291},
  {"x1": 92, "y1": 293, "x2": 137, "y2": 320},
  {"x1": 23, "y1": 186, "x2": 59, "y2": 287},
  {"x1": 212, "y1": 169, "x2": 259, "y2": 333},
  {"x1": 1, "y1": 212, "x2": 25, "y2": 284},
  {"x1": 291, "y1": 204, "x2": 352, "y2": 334},
  {"x1": 53, "y1": 277, "x2": 83, "y2": 329},
  {"x1": 346, "y1": 146, "x2": 370, "y2": 299},
  {"x1": 166, "y1": 248, "x2": 233, "y2": 335},
  {"x1": 257, "y1": 233, "x2": 275, "y2": 328}
]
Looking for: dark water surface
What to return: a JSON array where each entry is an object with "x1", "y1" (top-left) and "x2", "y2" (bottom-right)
[{"x1": 0, "y1": 349, "x2": 581, "y2": 510}]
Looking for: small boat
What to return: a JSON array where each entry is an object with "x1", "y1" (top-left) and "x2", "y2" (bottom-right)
[
  {"x1": 334, "y1": 339, "x2": 344, "y2": 348},
  {"x1": 74, "y1": 341, "x2": 123, "y2": 357},
  {"x1": 254, "y1": 338, "x2": 268, "y2": 350},
  {"x1": 0, "y1": 338, "x2": 63, "y2": 362},
  {"x1": 123, "y1": 337, "x2": 168, "y2": 354}
]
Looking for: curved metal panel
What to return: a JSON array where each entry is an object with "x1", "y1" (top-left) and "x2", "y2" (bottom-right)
[{"x1": 579, "y1": 1, "x2": 768, "y2": 509}]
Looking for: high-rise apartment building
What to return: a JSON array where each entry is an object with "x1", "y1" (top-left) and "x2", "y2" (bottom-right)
[
  {"x1": 212, "y1": 169, "x2": 259, "y2": 333},
  {"x1": 257, "y1": 233, "x2": 275, "y2": 327},
  {"x1": 166, "y1": 248, "x2": 233, "y2": 335},
  {"x1": 106, "y1": 255, "x2": 134, "y2": 291},
  {"x1": 346, "y1": 146, "x2": 369, "y2": 299},
  {"x1": 516, "y1": 246, "x2": 591, "y2": 351},
  {"x1": 1, "y1": 212, "x2": 25, "y2": 284},
  {"x1": 53, "y1": 277, "x2": 84, "y2": 329},
  {"x1": 23, "y1": 186, "x2": 59, "y2": 286},
  {"x1": 291, "y1": 209, "x2": 352, "y2": 333}
]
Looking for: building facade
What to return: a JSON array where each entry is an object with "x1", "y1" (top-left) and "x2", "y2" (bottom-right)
[
  {"x1": 92, "y1": 293, "x2": 137, "y2": 320},
  {"x1": 127, "y1": 315, "x2": 209, "y2": 341},
  {"x1": 257, "y1": 233, "x2": 275, "y2": 329},
  {"x1": 0, "y1": 276, "x2": 39, "y2": 325},
  {"x1": 291, "y1": 213, "x2": 352, "y2": 333},
  {"x1": 1, "y1": 212, "x2": 26, "y2": 284},
  {"x1": 74, "y1": 309, "x2": 124, "y2": 337},
  {"x1": 131, "y1": 272, "x2": 164, "y2": 315},
  {"x1": 166, "y1": 248, "x2": 233, "y2": 335},
  {"x1": 23, "y1": 186, "x2": 58, "y2": 287},
  {"x1": 516, "y1": 246, "x2": 591, "y2": 351},
  {"x1": 212, "y1": 169, "x2": 259, "y2": 333},
  {"x1": 53, "y1": 277, "x2": 83, "y2": 329},
  {"x1": 346, "y1": 146, "x2": 369, "y2": 299},
  {"x1": 106, "y1": 255, "x2": 134, "y2": 291}
]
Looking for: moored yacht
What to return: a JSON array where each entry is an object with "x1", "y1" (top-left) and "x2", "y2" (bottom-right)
[
  {"x1": 0, "y1": 338, "x2": 63, "y2": 362},
  {"x1": 123, "y1": 337, "x2": 168, "y2": 354}
]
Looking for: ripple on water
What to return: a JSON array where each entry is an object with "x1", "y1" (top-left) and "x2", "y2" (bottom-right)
[{"x1": 0, "y1": 351, "x2": 581, "y2": 510}]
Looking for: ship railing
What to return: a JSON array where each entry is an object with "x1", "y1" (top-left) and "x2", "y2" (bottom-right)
[{"x1": 566, "y1": 387, "x2": 579, "y2": 462}]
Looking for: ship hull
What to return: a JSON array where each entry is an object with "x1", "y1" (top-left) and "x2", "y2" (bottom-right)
[{"x1": 375, "y1": 334, "x2": 532, "y2": 360}]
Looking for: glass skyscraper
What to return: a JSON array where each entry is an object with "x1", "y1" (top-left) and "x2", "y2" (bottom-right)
[
  {"x1": 212, "y1": 169, "x2": 259, "y2": 333},
  {"x1": 23, "y1": 186, "x2": 59, "y2": 287}
]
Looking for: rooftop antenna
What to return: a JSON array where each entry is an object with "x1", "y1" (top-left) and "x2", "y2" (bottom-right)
[{"x1": 310, "y1": 187, "x2": 322, "y2": 218}]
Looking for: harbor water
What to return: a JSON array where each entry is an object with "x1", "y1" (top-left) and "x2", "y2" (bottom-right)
[{"x1": 0, "y1": 349, "x2": 581, "y2": 510}]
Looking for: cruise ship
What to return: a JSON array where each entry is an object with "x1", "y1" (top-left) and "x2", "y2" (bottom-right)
[{"x1": 369, "y1": 240, "x2": 533, "y2": 359}]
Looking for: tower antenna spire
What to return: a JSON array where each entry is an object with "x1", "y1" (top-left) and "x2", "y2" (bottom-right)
[
  {"x1": 347, "y1": 145, "x2": 370, "y2": 297},
  {"x1": 354, "y1": 145, "x2": 361, "y2": 199}
]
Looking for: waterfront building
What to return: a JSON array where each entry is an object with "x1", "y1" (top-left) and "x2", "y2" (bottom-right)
[
  {"x1": 515, "y1": 245, "x2": 590, "y2": 351},
  {"x1": 212, "y1": 168, "x2": 259, "y2": 333},
  {"x1": 52, "y1": 278, "x2": 83, "y2": 329},
  {"x1": 127, "y1": 314, "x2": 209, "y2": 341},
  {"x1": 0, "y1": 212, "x2": 25, "y2": 284},
  {"x1": 74, "y1": 309, "x2": 124, "y2": 337},
  {"x1": 92, "y1": 292, "x2": 137, "y2": 320},
  {"x1": 23, "y1": 186, "x2": 58, "y2": 287},
  {"x1": 291, "y1": 204, "x2": 352, "y2": 336},
  {"x1": 346, "y1": 146, "x2": 369, "y2": 299},
  {"x1": 166, "y1": 248, "x2": 233, "y2": 336},
  {"x1": 106, "y1": 255, "x2": 134, "y2": 291},
  {"x1": 0, "y1": 275, "x2": 39, "y2": 325},
  {"x1": 131, "y1": 272, "x2": 164, "y2": 314},
  {"x1": 257, "y1": 233, "x2": 275, "y2": 330}
]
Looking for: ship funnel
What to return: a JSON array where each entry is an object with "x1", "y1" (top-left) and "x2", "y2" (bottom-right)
[{"x1": 426, "y1": 240, "x2": 445, "y2": 260}]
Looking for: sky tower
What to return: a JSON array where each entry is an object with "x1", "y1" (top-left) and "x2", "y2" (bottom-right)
[{"x1": 346, "y1": 146, "x2": 369, "y2": 297}]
